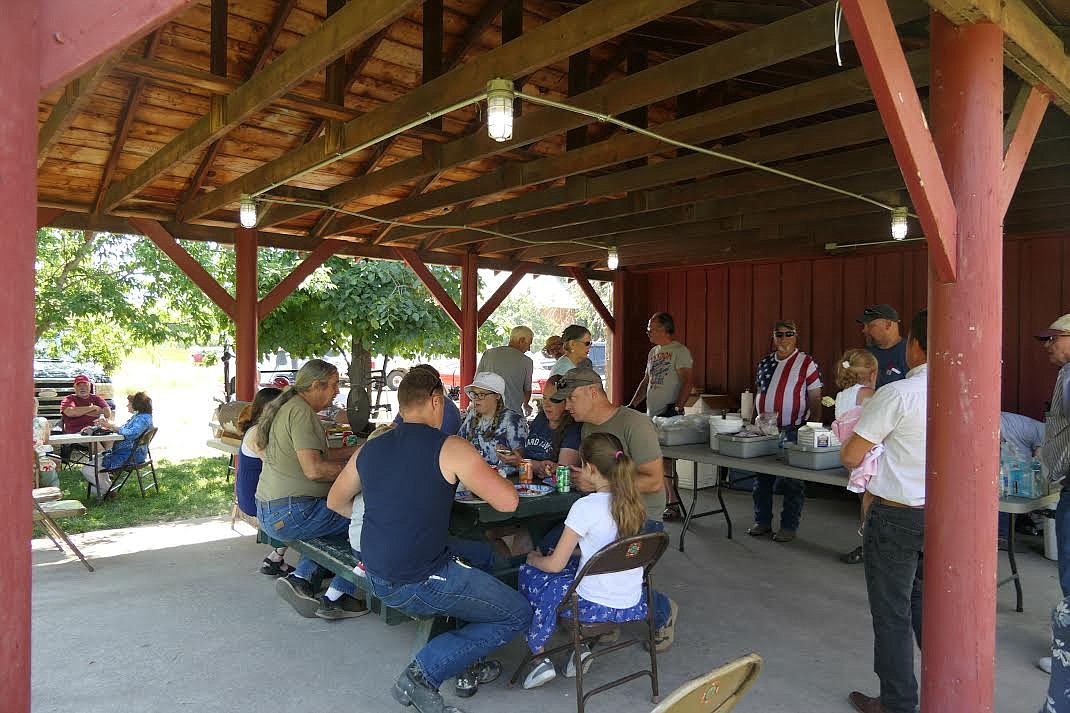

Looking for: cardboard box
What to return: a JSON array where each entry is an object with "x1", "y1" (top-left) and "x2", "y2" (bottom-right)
[{"x1": 683, "y1": 393, "x2": 738, "y2": 415}]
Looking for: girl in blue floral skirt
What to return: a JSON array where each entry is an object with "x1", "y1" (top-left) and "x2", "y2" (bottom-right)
[{"x1": 518, "y1": 432, "x2": 650, "y2": 689}]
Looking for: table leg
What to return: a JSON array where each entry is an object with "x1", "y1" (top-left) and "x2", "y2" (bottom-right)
[
  {"x1": 1006, "y1": 513, "x2": 1024, "y2": 613},
  {"x1": 717, "y1": 465, "x2": 733, "y2": 540},
  {"x1": 679, "y1": 462, "x2": 734, "y2": 553},
  {"x1": 667, "y1": 459, "x2": 686, "y2": 519},
  {"x1": 92, "y1": 443, "x2": 104, "y2": 503},
  {"x1": 679, "y1": 460, "x2": 695, "y2": 552}
]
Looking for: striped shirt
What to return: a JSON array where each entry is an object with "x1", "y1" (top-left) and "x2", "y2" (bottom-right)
[{"x1": 755, "y1": 349, "x2": 822, "y2": 428}]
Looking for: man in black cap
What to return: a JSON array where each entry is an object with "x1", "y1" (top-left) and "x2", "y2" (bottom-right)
[{"x1": 858, "y1": 304, "x2": 909, "y2": 390}]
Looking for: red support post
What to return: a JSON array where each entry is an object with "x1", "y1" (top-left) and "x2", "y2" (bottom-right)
[
  {"x1": 922, "y1": 14, "x2": 1003, "y2": 713},
  {"x1": 36, "y1": 207, "x2": 64, "y2": 228},
  {"x1": 39, "y1": 0, "x2": 198, "y2": 93},
  {"x1": 394, "y1": 247, "x2": 462, "y2": 328},
  {"x1": 129, "y1": 218, "x2": 237, "y2": 320},
  {"x1": 566, "y1": 267, "x2": 616, "y2": 333},
  {"x1": 258, "y1": 240, "x2": 348, "y2": 320},
  {"x1": 839, "y1": 0, "x2": 958, "y2": 283},
  {"x1": 610, "y1": 270, "x2": 628, "y2": 405},
  {"x1": 0, "y1": 3, "x2": 38, "y2": 711},
  {"x1": 1000, "y1": 86, "x2": 1050, "y2": 217},
  {"x1": 460, "y1": 252, "x2": 479, "y2": 409},
  {"x1": 477, "y1": 265, "x2": 530, "y2": 325},
  {"x1": 235, "y1": 227, "x2": 258, "y2": 402}
]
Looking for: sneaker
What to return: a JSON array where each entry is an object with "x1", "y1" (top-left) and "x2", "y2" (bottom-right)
[
  {"x1": 393, "y1": 663, "x2": 465, "y2": 713},
  {"x1": 454, "y1": 658, "x2": 502, "y2": 698},
  {"x1": 839, "y1": 546, "x2": 864, "y2": 564},
  {"x1": 522, "y1": 658, "x2": 557, "y2": 689},
  {"x1": 275, "y1": 574, "x2": 319, "y2": 618},
  {"x1": 646, "y1": 598, "x2": 678, "y2": 653},
  {"x1": 315, "y1": 594, "x2": 369, "y2": 620},
  {"x1": 662, "y1": 503, "x2": 684, "y2": 522},
  {"x1": 597, "y1": 626, "x2": 621, "y2": 645},
  {"x1": 746, "y1": 523, "x2": 772, "y2": 536},
  {"x1": 1038, "y1": 656, "x2": 1052, "y2": 674},
  {"x1": 773, "y1": 528, "x2": 796, "y2": 543},
  {"x1": 564, "y1": 645, "x2": 593, "y2": 678},
  {"x1": 260, "y1": 556, "x2": 295, "y2": 577}
]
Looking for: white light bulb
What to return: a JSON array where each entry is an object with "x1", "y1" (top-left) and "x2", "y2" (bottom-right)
[
  {"x1": 607, "y1": 246, "x2": 619, "y2": 270},
  {"x1": 890, "y1": 206, "x2": 909, "y2": 241},
  {"x1": 239, "y1": 194, "x2": 257, "y2": 229},
  {"x1": 486, "y1": 79, "x2": 515, "y2": 142}
]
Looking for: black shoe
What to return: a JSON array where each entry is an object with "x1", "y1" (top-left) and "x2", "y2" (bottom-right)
[
  {"x1": 315, "y1": 594, "x2": 369, "y2": 620},
  {"x1": 746, "y1": 523, "x2": 772, "y2": 537},
  {"x1": 840, "y1": 546, "x2": 864, "y2": 564},
  {"x1": 392, "y1": 664, "x2": 465, "y2": 713},
  {"x1": 454, "y1": 659, "x2": 502, "y2": 698},
  {"x1": 260, "y1": 556, "x2": 295, "y2": 577},
  {"x1": 275, "y1": 574, "x2": 319, "y2": 618}
]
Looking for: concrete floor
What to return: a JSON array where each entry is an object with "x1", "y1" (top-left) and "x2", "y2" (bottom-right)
[{"x1": 32, "y1": 487, "x2": 1059, "y2": 713}]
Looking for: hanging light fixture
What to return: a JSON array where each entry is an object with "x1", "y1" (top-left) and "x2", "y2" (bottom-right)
[
  {"x1": 890, "y1": 206, "x2": 909, "y2": 241},
  {"x1": 607, "y1": 246, "x2": 619, "y2": 270},
  {"x1": 239, "y1": 194, "x2": 258, "y2": 229},
  {"x1": 485, "y1": 79, "x2": 515, "y2": 142}
]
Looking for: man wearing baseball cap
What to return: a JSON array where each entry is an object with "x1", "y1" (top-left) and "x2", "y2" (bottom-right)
[
  {"x1": 857, "y1": 304, "x2": 909, "y2": 389},
  {"x1": 60, "y1": 374, "x2": 112, "y2": 434}
]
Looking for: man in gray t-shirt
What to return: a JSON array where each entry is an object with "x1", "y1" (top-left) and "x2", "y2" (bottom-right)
[
  {"x1": 630, "y1": 312, "x2": 694, "y2": 418},
  {"x1": 477, "y1": 325, "x2": 534, "y2": 416}
]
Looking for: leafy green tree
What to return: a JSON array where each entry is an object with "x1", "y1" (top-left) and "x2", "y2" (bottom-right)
[{"x1": 567, "y1": 279, "x2": 612, "y2": 342}]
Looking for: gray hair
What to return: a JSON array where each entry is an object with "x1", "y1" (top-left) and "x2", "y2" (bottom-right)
[
  {"x1": 255, "y1": 359, "x2": 338, "y2": 451},
  {"x1": 509, "y1": 325, "x2": 534, "y2": 344}
]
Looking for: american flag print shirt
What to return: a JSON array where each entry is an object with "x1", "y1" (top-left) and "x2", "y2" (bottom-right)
[{"x1": 755, "y1": 349, "x2": 823, "y2": 428}]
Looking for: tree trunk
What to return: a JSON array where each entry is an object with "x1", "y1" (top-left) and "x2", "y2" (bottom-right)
[{"x1": 346, "y1": 334, "x2": 372, "y2": 432}]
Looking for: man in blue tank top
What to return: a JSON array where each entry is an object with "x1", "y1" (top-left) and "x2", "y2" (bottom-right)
[{"x1": 354, "y1": 369, "x2": 532, "y2": 713}]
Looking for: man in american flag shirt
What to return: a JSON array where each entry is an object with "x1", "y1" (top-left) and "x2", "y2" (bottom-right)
[{"x1": 748, "y1": 319, "x2": 823, "y2": 543}]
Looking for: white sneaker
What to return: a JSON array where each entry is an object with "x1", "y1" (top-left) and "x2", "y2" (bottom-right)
[
  {"x1": 1038, "y1": 656, "x2": 1052, "y2": 674},
  {"x1": 523, "y1": 658, "x2": 556, "y2": 689},
  {"x1": 564, "y1": 645, "x2": 593, "y2": 678}
]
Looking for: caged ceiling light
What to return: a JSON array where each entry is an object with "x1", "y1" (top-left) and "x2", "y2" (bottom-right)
[
  {"x1": 485, "y1": 79, "x2": 515, "y2": 142},
  {"x1": 890, "y1": 206, "x2": 909, "y2": 241},
  {"x1": 607, "y1": 246, "x2": 619, "y2": 270},
  {"x1": 239, "y1": 194, "x2": 258, "y2": 229}
]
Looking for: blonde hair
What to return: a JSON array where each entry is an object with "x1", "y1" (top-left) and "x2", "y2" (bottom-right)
[
  {"x1": 256, "y1": 359, "x2": 338, "y2": 451},
  {"x1": 835, "y1": 348, "x2": 878, "y2": 390},
  {"x1": 579, "y1": 433, "x2": 645, "y2": 538}
]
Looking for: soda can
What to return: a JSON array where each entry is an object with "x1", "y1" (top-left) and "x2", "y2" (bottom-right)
[
  {"x1": 555, "y1": 465, "x2": 571, "y2": 493},
  {"x1": 519, "y1": 459, "x2": 533, "y2": 484},
  {"x1": 343, "y1": 434, "x2": 360, "y2": 447}
]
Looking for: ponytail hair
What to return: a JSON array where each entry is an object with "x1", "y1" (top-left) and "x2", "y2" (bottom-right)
[
  {"x1": 256, "y1": 359, "x2": 338, "y2": 451},
  {"x1": 579, "y1": 432, "x2": 645, "y2": 537}
]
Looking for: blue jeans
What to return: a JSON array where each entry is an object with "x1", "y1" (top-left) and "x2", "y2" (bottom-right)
[
  {"x1": 1057, "y1": 488, "x2": 1070, "y2": 597},
  {"x1": 536, "y1": 519, "x2": 673, "y2": 628},
  {"x1": 1041, "y1": 595, "x2": 1070, "y2": 713},
  {"x1": 367, "y1": 559, "x2": 532, "y2": 689},
  {"x1": 752, "y1": 474, "x2": 806, "y2": 531},
  {"x1": 256, "y1": 496, "x2": 356, "y2": 598}
]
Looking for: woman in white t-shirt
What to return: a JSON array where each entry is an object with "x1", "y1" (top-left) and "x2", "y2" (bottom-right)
[{"x1": 517, "y1": 432, "x2": 649, "y2": 689}]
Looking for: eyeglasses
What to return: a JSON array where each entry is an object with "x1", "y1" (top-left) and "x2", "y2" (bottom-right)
[
  {"x1": 774, "y1": 331, "x2": 796, "y2": 338},
  {"x1": 1039, "y1": 335, "x2": 1069, "y2": 343},
  {"x1": 579, "y1": 340, "x2": 592, "y2": 347},
  {"x1": 469, "y1": 391, "x2": 496, "y2": 400}
]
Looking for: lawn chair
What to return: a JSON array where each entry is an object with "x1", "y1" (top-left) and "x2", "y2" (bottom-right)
[
  {"x1": 85, "y1": 426, "x2": 160, "y2": 500},
  {"x1": 509, "y1": 531, "x2": 670, "y2": 713},
  {"x1": 649, "y1": 654, "x2": 762, "y2": 713},
  {"x1": 32, "y1": 458, "x2": 94, "y2": 572}
]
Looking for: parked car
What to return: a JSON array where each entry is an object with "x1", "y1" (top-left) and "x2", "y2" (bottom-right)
[{"x1": 33, "y1": 358, "x2": 115, "y2": 421}]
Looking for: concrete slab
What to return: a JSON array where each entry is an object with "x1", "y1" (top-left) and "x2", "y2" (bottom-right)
[{"x1": 32, "y1": 488, "x2": 1058, "y2": 713}]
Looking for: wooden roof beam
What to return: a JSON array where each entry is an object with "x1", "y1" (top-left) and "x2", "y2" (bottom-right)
[
  {"x1": 103, "y1": 0, "x2": 421, "y2": 213},
  {"x1": 927, "y1": 0, "x2": 1070, "y2": 112},
  {"x1": 39, "y1": 56, "x2": 120, "y2": 167},
  {"x1": 255, "y1": 0, "x2": 929, "y2": 231},
  {"x1": 322, "y1": 50, "x2": 930, "y2": 237},
  {"x1": 179, "y1": 0, "x2": 802, "y2": 224},
  {"x1": 1001, "y1": 84, "x2": 1051, "y2": 216}
]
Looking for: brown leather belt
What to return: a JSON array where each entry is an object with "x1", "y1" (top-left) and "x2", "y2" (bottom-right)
[{"x1": 875, "y1": 496, "x2": 924, "y2": 510}]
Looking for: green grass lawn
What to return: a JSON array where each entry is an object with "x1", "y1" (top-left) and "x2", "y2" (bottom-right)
[{"x1": 45, "y1": 456, "x2": 236, "y2": 535}]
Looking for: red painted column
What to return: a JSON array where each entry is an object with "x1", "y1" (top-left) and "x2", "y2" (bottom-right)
[
  {"x1": 460, "y1": 252, "x2": 478, "y2": 409},
  {"x1": 922, "y1": 14, "x2": 1003, "y2": 713},
  {"x1": 0, "y1": 3, "x2": 38, "y2": 711},
  {"x1": 611, "y1": 270, "x2": 628, "y2": 404},
  {"x1": 235, "y1": 227, "x2": 259, "y2": 402}
]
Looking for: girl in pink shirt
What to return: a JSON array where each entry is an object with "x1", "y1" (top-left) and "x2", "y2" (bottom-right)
[{"x1": 830, "y1": 349, "x2": 879, "y2": 561}]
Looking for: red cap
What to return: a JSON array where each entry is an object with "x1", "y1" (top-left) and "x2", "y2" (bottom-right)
[{"x1": 73, "y1": 374, "x2": 92, "y2": 385}]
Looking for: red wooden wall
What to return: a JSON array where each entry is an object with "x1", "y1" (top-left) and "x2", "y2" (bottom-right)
[{"x1": 621, "y1": 234, "x2": 1070, "y2": 421}]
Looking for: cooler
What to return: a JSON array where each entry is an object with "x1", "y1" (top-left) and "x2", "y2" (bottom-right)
[
  {"x1": 717, "y1": 434, "x2": 779, "y2": 459},
  {"x1": 785, "y1": 442, "x2": 842, "y2": 470}
]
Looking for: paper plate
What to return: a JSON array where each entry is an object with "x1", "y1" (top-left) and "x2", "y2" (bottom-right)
[
  {"x1": 454, "y1": 491, "x2": 487, "y2": 505},
  {"x1": 516, "y1": 483, "x2": 554, "y2": 498}
]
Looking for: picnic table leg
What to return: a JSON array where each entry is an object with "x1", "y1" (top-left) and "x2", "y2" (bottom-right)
[
  {"x1": 1006, "y1": 514, "x2": 1024, "y2": 613},
  {"x1": 92, "y1": 443, "x2": 105, "y2": 503}
]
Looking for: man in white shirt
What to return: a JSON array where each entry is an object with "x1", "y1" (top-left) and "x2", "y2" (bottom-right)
[
  {"x1": 477, "y1": 325, "x2": 534, "y2": 416},
  {"x1": 840, "y1": 309, "x2": 928, "y2": 713}
]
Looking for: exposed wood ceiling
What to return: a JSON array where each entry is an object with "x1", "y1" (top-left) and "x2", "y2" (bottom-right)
[{"x1": 36, "y1": 0, "x2": 1070, "y2": 274}]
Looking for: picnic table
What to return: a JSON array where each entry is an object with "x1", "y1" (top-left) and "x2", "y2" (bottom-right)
[
  {"x1": 449, "y1": 481, "x2": 582, "y2": 544},
  {"x1": 662, "y1": 444, "x2": 1058, "y2": 612},
  {"x1": 50, "y1": 432, "x2": 123, "y2": 502}
]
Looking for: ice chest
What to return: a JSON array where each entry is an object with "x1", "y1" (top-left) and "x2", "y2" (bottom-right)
[
  {"x1": 785, "y1": 442, "x2": 842, "y2": 470},
  {"x1": 718, "y1": 434, "x2": 779, "y2": 458}
]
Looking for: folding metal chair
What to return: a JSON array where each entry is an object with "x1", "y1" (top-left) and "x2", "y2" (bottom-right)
[
  {"x1": 509, "y1": 531, "x2": 670, "y2": 712},
  {"x1": 649, "y1": 654, "x2": 762, "y2": 713},
  {"x1": 32, "y1": 458, "x2": 94, "y2": 572},
  {"x1": 85, "y1": 426, "x2": 159, "y2": 500}
]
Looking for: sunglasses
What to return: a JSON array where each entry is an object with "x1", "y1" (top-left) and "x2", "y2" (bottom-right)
[
  {"x1": 1039, "y1": 335, "x2": 1069, "y2": 343},
  {"x1": 774, "y1": 331, "x2": 796, "y2": 338},
  {"x1": 469, "y1": 391, "x2": 496, "y2": 400},
  {"x1": 578, "y1": 340, "x2": 592, "y2": 347}
]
